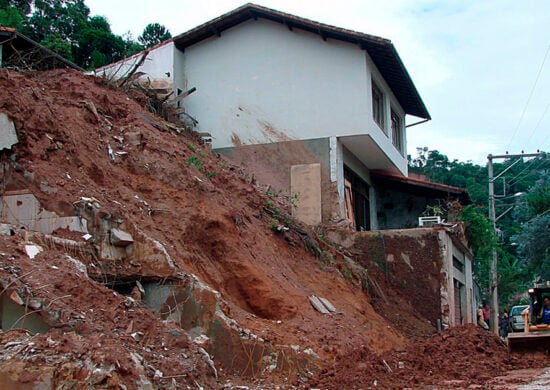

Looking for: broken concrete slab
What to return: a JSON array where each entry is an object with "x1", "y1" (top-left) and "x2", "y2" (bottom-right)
[
  {"x1": 24, "y1": 244, "x2": 43, "y2": 259},
  {"x1": 309, "y1": 295, "x2": 330, "y2": 315},
  {"x1": 1, "y1": 191, "x2": 88, "y2": 235},
  {"x1": 318, "y1": 297, "x2": 336, "y2": 313},
  {"x1": 0, "y1": 113, "x2": 18, "y2": 150},
  {"x1": 1, "y1": 294, "x2": 50, "y2": 334},
  {"x1": 110, "y1": 228, "x2": 134, "y2": 247}
]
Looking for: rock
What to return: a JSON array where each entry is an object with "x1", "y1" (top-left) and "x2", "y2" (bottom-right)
[
  {"x1": 9, "y1": 290, "x2": 24, "y2": 305},
  {"x1": 28, "y1": 298, "x2": 45, "y2": 310},
  {"x1": 110, "y1": 228, "x2": 134, "y2": 247},
  {"x1": 65, "y1": 255, "x2": 88, "y2": 277}
]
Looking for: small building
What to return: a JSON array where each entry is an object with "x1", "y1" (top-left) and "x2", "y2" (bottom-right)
[
  {"x1": 326, "y1": 224, "x2": 477, "y2": 328},
  {"x1": 96, "y1": 4, "x2": 474, "y2": 230}
]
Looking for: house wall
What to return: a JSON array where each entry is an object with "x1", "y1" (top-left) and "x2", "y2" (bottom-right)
[
  {"x1": 325, "y1": 227, "x2": 475, "y2": 329},
  {"x1": 96, "y1": 42, "x2": 176, "y2": 81},
  {"x1": 179, "y1": 18, "x2": 407, "y2": 174},
  {"x1": 217, "y1": 138, "x2": 341, "y2": 223},
  {"x1": 438, "y1": 231, "x2": 474, "y2": 327}
]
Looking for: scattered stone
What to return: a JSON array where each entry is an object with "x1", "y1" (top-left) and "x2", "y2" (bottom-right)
[
  {"x1": 28, "y1": 298, "x2": 45, "y2": 310},
  {"x1": 9, "y1": 290, "x2": 25, "y2": 305},
  {"x1": 124, "y1": 131, "x2": 143, "y2": 146}
]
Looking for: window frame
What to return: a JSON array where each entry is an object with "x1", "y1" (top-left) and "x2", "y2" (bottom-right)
[
  {"x1": 390, "y1": 108, "x2": 404, "y2": 155},
  {"x1": 371, "y1": 80, "x2": 385, "y2": 133}
]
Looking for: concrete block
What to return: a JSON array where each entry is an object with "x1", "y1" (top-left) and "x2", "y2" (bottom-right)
[
  {"x1": 290, "y1": 163, "x2": 322, "y2": 226},
  {"x1": 0, "y1": 113, "x2": 17, "y2": 150},
  {"x1": 110, "y1": 228, "x2": 134, "y2": 247}
]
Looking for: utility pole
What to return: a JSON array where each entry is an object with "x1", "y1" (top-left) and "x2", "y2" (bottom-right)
[{"x1": 487, "y1": 151, "x2": 542, "y2": 334}]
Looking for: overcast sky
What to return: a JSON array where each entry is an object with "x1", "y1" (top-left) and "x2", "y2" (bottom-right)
[{"x1": 85, "y1": 0, "x2": 549, "y2": 164}]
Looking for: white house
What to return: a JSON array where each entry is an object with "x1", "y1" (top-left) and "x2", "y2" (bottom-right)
[{"x1": 98, "y1": 4, "x2": 452, "y2": 229}]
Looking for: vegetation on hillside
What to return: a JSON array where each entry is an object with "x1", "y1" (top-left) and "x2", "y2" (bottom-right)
[
  {"x1": 0, "y1": 0, "x2": 171, "y2": 69},
  {"x1": 409, "y1": 148, "x2": 550, "y2": 306}
]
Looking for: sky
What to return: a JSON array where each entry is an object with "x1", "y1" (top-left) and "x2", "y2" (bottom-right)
[{"x1": 85, "y1": 0, "x2": 550, "y2": 164}]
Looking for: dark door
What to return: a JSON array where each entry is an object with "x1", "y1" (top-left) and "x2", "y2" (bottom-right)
[{"x1": 344, "y1": 166, "x2": 371, "y2": 231}]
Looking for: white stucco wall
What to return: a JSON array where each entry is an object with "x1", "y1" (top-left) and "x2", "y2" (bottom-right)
[
  {"x1": 179, "y1": 18, "x2": 407, "y2": 173},
  {"x1": 96, "y1": 42, "x2": 175, "y2": 81}
]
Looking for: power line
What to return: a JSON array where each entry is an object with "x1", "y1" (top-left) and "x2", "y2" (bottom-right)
[
  {"x1": 506, "y1": 44, "x2": 550, "y2": 151},
  {"x1": 507, "y1": 156, "x2": 546, "y2": 186},
  {"x1": 525, "y1": 101, "x2": 549, "y2": 147}
]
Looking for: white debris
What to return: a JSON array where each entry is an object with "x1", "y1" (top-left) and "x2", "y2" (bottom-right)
[
  {"x1": 309, "y1": 295, "x2": 330, "y2": 315},
  {"x1": 24, "y1": 244, "x2": 43, "y2": 259},
  {"x1": 0, "y1": 113, "x2": 18, "y2": 150},
  {"x1": 318, "y1": 297, "x2": 337, "y2": 313}
]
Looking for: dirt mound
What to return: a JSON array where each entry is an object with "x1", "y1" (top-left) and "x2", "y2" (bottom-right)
[
  {"x1": 315, "y1": 325, "x2": 550, "y2": 389},
  {"x1": 0, "y1": 68, "x2": 408, "y2": 386}
]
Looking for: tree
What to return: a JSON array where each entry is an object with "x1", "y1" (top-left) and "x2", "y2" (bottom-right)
[
  {"x1": 513, "y1": 174, "x2": 550, "y2": 280},
  {"x1": 138, "y1": 22, "x2": 171, "y2": 47},
  {"x1": 0, "y1": 0, "x2": 32, "y2": 29},
  {"x1": 7, "y1": 1, "x2": 145, "y2": 69},
  {"x1": 459, "y1": 205, "x2": 497, "y2": 294},
  {"x1": 75, "y1": 15, "x2": 125, "y2": 68}
]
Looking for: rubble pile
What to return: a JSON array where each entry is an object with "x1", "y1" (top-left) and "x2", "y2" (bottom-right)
[
  {"x1": 315, "y1": 325, "x2": 550, "y2": 389},
  {"x1": 0, "y1": 68, "x2": 406, "y2": 387},
  {"x1": 0, "y1": 234, "x2": 216, "y2": 388}
]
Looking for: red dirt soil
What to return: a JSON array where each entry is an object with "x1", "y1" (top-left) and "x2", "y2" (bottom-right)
[
  {"x1": 315, "y1": 325, "x2": 550, "y2": 389},
  {"x1": 0, "y1": 69, "x2": 403, "y2": 387}
]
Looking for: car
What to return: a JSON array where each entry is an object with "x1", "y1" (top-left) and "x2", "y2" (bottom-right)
[{"x1": 509, "y1": 305, "x2": 529, "y2": 332}]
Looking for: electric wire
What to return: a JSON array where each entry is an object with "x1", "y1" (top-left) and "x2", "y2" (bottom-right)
[
  {"x1": 525, "y1": 101, "x2": 549, "y2": 147},
  {"x1": 505, "y1": 44, "x2": 550, "y2": 151}
]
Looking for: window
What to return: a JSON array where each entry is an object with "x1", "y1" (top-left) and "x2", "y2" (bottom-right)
[
  {"x1": 391, "y1": 109, "x2": 403, "y2": 155},
  {"x1": 372, "y1": 81, "x2": 385, "y2": 131}
]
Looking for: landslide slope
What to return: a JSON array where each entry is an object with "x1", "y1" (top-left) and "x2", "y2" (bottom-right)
[{"x1": 0, "y1": 69, "x2": 404, "y2": 386}]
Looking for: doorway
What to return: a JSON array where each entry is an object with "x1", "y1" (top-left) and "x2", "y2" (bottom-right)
[{"x1": 344, "y1": 166, "x2": 371, "y2": 231}]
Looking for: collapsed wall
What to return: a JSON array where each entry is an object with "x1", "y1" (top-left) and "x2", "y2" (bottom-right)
[{"x1": 326, "y1": 226, "x2": 475, "y2": 331}]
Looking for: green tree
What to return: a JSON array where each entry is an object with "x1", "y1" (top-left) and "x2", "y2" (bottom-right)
[
  {"x1": 75, "y1": 15, "x2": 125, "y2": 68},
  {"x1": 8, "y1": 0, "x2": 143, "y2": 69},
  {"x1": 138, "y1": 22, "x2": 171, "y2": 47},
  {"x1": 0, "y1": 0, "x2": 32, "y2": 28},
  {"x1": 459, "y1": 205, "x2": 497, "y2": 294}
]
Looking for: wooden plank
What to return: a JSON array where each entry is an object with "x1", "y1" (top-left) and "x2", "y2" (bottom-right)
[{"x1": 173, "y1": 87, "x2": 197, "y2": 102}]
